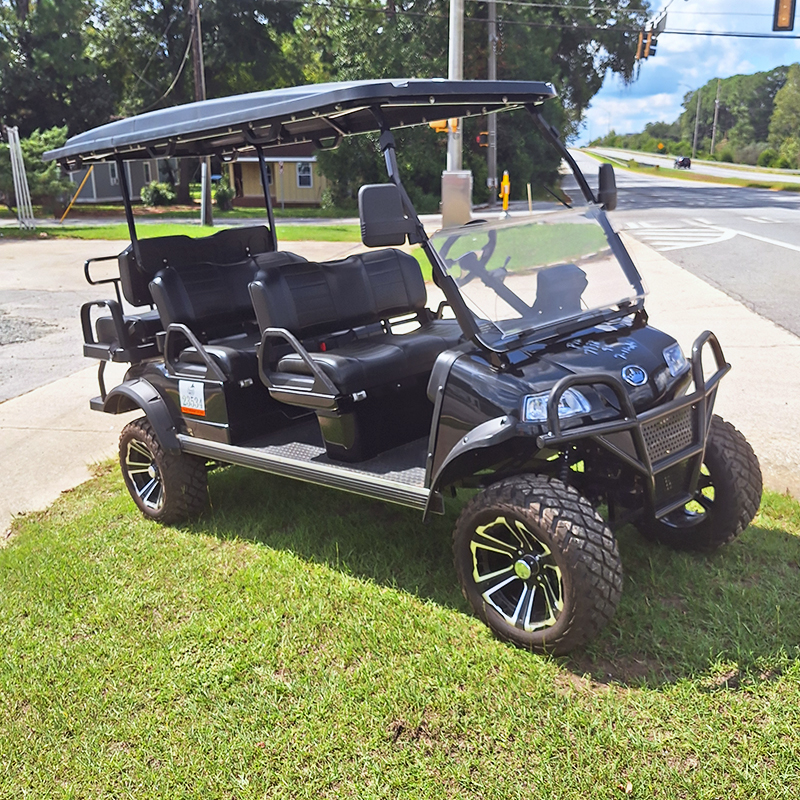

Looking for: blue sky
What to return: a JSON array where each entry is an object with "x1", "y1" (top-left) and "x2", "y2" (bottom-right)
[{"x1": 576, "y1": 0, "x2": 800, "y2": 144}]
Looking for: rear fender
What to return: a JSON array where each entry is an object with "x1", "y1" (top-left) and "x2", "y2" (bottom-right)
[{"x1": 101, "y1": 378, "x2": 181, "y2": 454}]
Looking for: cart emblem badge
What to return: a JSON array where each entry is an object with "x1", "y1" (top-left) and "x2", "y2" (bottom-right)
[{"x1": 622, "y1": 365, "x2": 648, "y2": 386}]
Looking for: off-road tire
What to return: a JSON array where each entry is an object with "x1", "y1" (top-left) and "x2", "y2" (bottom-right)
[
  {"x1": 453, "y1": 475, "x2": 623, "y2": 656},
  {"x1": 637, "y1": 415, "x2": 762, "y2": 551},
  {"x1": 119, "y1": 417, "x2": 207, "y2": 524}
]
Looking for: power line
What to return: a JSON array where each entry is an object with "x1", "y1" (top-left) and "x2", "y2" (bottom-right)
[{"x1": 289, "y1": 1, "x2": 800, "y2": 37}]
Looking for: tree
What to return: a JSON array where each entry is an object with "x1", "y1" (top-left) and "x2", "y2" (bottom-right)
[
  {"x1": 293, "y1": 0, "x2": 651, "y2": 203},
  {"x1": 0, "y1": 0, "x2": 116, "y2": 136},
  {"x1": 0, "y1": 126, "x2": 73, "y2": 213},
  {"x1": 769, "y1": 63, "x2": 800, "y2": 166}
]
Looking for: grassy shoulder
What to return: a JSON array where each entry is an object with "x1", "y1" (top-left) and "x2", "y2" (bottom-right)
[
  {"x1": 2, "y1": 462, "x2": 799, "y2": 797},
  {"x1": 0, "y1": 222, "x2": 362, "y2": 242},
  {"x1": 582, "y1": 150, "x2": 800, "y2": 192}
]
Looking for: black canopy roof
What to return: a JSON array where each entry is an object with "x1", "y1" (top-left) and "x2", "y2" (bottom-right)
[{"x1": 44, "y1": 78, "x2": 556, "y2": 168}]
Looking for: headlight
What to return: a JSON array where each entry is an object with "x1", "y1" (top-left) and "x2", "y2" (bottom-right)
[
  {"x1": 663, "y1": 342, "x2": 689, "y2": 377},
  {"x1": 522, "y1": 388, "x2": 591, "y2": 423}
]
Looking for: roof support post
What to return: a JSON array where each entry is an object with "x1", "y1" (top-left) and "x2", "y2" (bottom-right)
[
  {"x1": 255, "y1": 144, "x2": 278, "y2": 250},
  {"x1": 116, "y1": 154, "x2": 142, "y2": 267}
]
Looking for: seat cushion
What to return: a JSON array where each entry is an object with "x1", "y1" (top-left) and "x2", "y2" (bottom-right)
[
  {"x1": 277, "y1": 339, "x2": 408, "y2": 395},
  {"x1": 95, "y1": 309, "x2": 162, "y2": 345},
  {"x1": 178, "y1": 332, "x2": 261, "y2": 383},
  {"x1": 276, "y1": 320, "x2": 462, "y2": 395}
]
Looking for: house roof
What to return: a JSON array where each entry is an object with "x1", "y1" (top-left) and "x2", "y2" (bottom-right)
[{"x1": 44, "y1": 78, "x2": 556, "y2": 168}]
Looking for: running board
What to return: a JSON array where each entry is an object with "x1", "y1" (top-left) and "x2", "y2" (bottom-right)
[{"x1": 177, "y1": 434, "x2": 444, "y2": 514}]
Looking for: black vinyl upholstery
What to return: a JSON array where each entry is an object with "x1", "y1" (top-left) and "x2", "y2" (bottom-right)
[
  {"x1": 119, "y1": 225, "x2": 275, "y2": 307},
  {"x1": 149, "y1": 250, "x2": 308, "y2": 380},
  {"x1": 250, "y1": 248, "x2": 462, "y2": 394}
]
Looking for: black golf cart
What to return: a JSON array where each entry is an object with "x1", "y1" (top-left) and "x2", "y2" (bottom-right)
[{"x1": 46, "y1": 79, "x2": 762, "y2": 655}]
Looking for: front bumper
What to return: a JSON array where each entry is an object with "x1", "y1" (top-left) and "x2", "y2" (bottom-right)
[{"x1": 536, "y1": 331, "x2": 729, "y2": 518}]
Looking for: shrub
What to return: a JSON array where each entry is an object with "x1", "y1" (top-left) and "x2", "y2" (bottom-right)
[
  {"x1": 214, "y1": 175, "x2": 235, "y2": 211},
  {"x1": 758, "y1": 148, "x2": 779, "y2": 168},
  {"x1": 140, "y1": 181, "x2": 176, "y2": 206}
]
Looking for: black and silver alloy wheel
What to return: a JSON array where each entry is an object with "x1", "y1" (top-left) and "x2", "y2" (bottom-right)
[
  {"x1": 637, "y1": 414, "x2": 762, "y2": 551},
  {"x1": 470, "y1": 515, "x2": 564, "y2": 634},
  {"x1": 124, "y1": 437, "x2": 166, "y2": 513},
  {"x1": 454, "y1": 475, "x2": 623, "y2": 656},
  {"x1": 119, "y1": 417, "x2": 208, "y2": 524}
]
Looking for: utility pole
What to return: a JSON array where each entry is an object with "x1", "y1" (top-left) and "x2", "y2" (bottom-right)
[
  {"x1": 692, "y1": 89, "x2": 701, "y2": 160},
  {"x1": 487, "y1": 0, "x2": 497, "y2": 207},
  {"x1": 446, "y1": 0, "x2": 464, "y2": 171},
  {"x1": 190, "y1": 0, "x2": 213, "y2": 226},
  {"x1": 710, "y1": 79, "x2": 721, "y2": 158}
]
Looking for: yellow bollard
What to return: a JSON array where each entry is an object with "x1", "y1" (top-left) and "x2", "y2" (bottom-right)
[{"x1": 499, "y1": 170, "x2": 510, "y2": 215}]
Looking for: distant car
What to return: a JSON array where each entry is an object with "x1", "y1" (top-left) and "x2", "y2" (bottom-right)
[{"x1": 674, "y1": 156, "x2": 691, "y2": 169}]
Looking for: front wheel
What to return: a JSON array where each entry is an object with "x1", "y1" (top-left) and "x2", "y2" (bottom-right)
[
  {"x1": 119, "y1": 417, "x2": 208, "y2": 524},
  {"x1": 453, "y1": 475, "x2": 623, "y2": 656},
  {"x1": 636, "y1": 415, "x2": 762, "y2": 551}
]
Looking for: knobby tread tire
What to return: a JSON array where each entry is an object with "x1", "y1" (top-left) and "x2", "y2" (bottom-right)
[
  {"x1": 119, "y1": 417, "x2": 208, "y2": 524},
  {"x1": 637, "y1": 415, "x2": 762, "y2": 552},
  {"x1": 453, "y1": 475, "x2": 623, "y2": 656}
]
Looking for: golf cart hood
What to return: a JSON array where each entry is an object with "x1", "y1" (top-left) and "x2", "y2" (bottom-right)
[{"x1": 44, "y1": 78, "x2": 556, "y2": 168}]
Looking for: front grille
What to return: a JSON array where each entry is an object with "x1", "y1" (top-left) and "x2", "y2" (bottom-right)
[{"x1": 641, "y1": 405, "x2": 696, "y2": 463}]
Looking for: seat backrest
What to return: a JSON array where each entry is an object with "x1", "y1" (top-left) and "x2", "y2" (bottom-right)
[
  {"x1": 249, "y1": 248, "x2": 427, "y2": 337},
  {"x1": 148, "y1": 251, "x2": 306, "y2": 341},
  {"x1": 118, "y1": 225, "x2": 274, "y2": 307}
]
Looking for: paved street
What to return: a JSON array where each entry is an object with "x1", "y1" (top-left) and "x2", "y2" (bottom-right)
[
  {"x1": 570, "y1": 150, "x2": 800, "y2": 337},
  {"x1": 587, "y1": 145, "x2": 800, "y2": 184}
]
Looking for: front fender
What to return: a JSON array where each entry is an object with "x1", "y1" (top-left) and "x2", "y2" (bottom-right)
[
  {"x1": 424, "y1": 415, "x2": 517, "y2": 517},
  {"x1": 101, "y1": 378, "x2": 181, "y2": 454}
]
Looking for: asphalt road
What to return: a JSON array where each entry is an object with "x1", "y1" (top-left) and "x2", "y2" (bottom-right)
[
  {"x1": 586, "y1": 146, "x2": 800, "y2": 184},
  {"x1": 569, "y1": 150, "x2": 800, "y2": 337}
]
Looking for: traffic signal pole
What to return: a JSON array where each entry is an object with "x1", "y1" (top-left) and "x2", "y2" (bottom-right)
[
  {"x1": 487, "y1": 0, "x2": 498, "y2": 207},
  {"x1": 446, "y1": 0, "x2": 464, "y2": 171}
]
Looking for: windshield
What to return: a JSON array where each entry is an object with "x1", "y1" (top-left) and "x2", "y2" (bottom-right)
[{"x1": 429, "y1": 206, "x2": 645, "y2": 349}]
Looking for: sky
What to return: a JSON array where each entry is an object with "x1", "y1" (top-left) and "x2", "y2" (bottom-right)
[{"x1": 576, "y1": 0, "x2": 800, "y2": 144}]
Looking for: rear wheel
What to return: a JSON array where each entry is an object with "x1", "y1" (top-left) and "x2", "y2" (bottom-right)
[
  {"x1": 119, "y1": 417, "x2": 207, "y2": 524},
  {"x1": 636, "y1": 415, "x2": 762, "y2": 551},
  {"x1": 453, "y1": 475, "x2": 622, "y2": 655}
]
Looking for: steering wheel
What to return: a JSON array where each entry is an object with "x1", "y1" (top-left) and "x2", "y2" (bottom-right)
[{"x1": 438, "y1": 226, "x2": 505, "y2": 287}]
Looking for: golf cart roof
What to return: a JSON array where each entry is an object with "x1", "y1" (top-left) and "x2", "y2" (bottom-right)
[{"x1": 44, "y1": 78, "x2": 557, "y2": 168}]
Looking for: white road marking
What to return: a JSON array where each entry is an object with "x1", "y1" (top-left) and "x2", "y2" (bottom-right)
[
  {"x1": 735, "y1": 229, "x2": 800, "y2": 253},
  {"x1": 743, "y1": 216, "x2": 773, "y2": 224},
  {"x1": 624, "y1": 224, "x2": 736, "y2": 251}
]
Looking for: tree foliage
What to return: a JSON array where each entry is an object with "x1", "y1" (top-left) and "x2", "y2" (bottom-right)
[
  {"x1": 592, "y1": 65, "x2": 797, "y2": 167},
  {"x1": 0, "y1": 0, "x2": 116, "y2": 136}
]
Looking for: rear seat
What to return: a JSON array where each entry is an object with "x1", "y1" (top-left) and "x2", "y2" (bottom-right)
[
  {"x1": 249, "y1": 248, "x2": 462, "y2": 396},
  {"x1": 149, "y1": 251, "x2": 308, "y2": 381}
]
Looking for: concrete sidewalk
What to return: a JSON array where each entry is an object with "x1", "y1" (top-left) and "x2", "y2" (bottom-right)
[{"x1": 1, "y1": 238, "x2": 798, "y2": 536}]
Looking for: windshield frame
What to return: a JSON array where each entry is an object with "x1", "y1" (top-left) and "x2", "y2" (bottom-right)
[{"x1": 427, "y1": 205, "x2": 646, "y2": 354}]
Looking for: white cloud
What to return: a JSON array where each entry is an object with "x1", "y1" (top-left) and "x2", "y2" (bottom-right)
[{"x1": 575, "y1": 0, "x2": 800, "y2": 144}]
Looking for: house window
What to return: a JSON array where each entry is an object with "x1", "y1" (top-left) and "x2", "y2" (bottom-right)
[
  {"x1": 109, "y1": 162, "x2": 119, "y2": 185},
  {"x1": 296, "y1": 162, "x2": 312, "y2": 189},
  {"x1": 143, "y1": 162, "x2": 152, "y2": 183}
]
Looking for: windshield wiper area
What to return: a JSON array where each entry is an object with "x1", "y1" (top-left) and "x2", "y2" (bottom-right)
[{"x1": 544, "y1": 185, "x2": 572, "y2": 209}]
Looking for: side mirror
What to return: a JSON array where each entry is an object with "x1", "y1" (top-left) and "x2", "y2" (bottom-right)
[
  {"x1": 358, "y1": 183, "x2": 416, "y2": 247},
  {"x1": 597, "y1": 163, "x2": 617, "y2": 211}
]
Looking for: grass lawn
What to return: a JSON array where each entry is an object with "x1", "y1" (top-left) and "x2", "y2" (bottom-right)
[
  {"x1": 0, "y1": 222, "x2": 361, "y2": 243},
  {"x1": 2, "y1": 461, "x2": 799, "y2": 797}
]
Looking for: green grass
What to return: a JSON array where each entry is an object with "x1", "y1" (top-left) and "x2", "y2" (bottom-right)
[
  {"x1": 1, "y1": 222, "x2": 361, "y2": 242},
  {"x1": 583, "y1": 150, "x2": 800, "y2": 192},
  {"x1": 2, "y1": 462, "x2": 800, "y2": 797}
]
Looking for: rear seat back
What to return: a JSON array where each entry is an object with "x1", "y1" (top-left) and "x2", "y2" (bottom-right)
[
  {"x1": 118, "y1": 225, "x2": 274, "y2": 307},
  {"x1": 249, "y1": 248, "x2": 426, "y2": 338}
]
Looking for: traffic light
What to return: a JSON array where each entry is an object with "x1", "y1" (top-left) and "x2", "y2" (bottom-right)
[
  {"x1": 644, "y1": 30, "x2": 657, "y2": 58},
  {"x1": 635, "y1": 30, "x2": 644, "y2": 61},
  {"x1": 773, "y1": 0, "x2": 796, "y2": 31},
  {"x1": 429, "y1": 118, "x2": 457, "y2": 134},
  {"x1": 476, "y1": 131, "x2": 489, "y2": 147}
]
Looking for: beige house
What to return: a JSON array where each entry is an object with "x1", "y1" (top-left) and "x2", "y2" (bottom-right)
[{"x1": 228, "y1": 155, "x2": 329, "y2": 208}]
